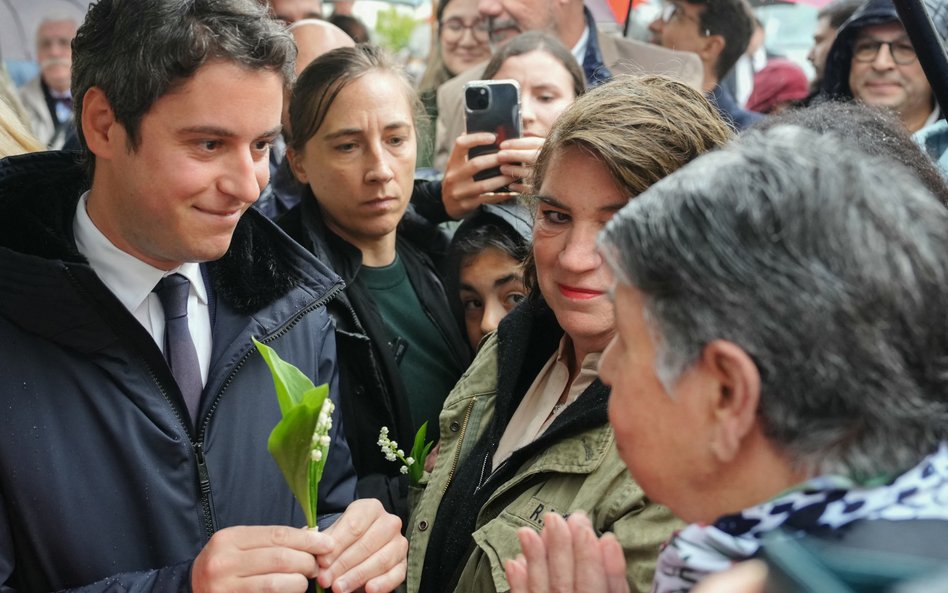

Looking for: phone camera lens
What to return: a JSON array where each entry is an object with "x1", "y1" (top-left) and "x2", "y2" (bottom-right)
[{"x1": 466, "y1": 86, "x2": 491, "y2": 111}]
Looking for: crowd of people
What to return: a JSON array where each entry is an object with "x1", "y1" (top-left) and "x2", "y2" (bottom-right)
[{"x1": 1, "y1": 0, "x2": 948, "y2": 592}]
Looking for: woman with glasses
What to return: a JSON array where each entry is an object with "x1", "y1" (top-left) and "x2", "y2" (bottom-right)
[{"x1": 417, "y1": 0, "x2": 492, "y2": 168}]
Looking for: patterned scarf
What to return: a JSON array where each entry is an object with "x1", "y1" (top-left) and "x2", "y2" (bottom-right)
[{"x1": 652, "y1": 443, "x2": 948, "y2": 593}]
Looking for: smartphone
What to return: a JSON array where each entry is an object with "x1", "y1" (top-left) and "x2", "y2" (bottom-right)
[{"x1": 464, "y1": 79, "x2": 522, "y2": 185}]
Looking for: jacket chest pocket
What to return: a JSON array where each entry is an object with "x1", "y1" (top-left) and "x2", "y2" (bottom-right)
[{"x1": 470, "y1": 495, "x2": 564, "y2": 592}]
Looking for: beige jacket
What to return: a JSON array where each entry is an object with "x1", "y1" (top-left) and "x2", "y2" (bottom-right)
[
  {"x1": 18, "y1": 76, "x2": 58, "y2": 148},
  {"x1": 433, "y1": 32, "x2": 703, "y2": 170}
]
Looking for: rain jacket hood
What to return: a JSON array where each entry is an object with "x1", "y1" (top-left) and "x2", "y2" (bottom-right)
[{"x1": 821, "y1": 0, "x2": 948, "y2": 100}]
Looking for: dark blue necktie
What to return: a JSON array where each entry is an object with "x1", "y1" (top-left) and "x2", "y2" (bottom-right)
[{"x1": 153, "y1": 274, "x2": 203, "y2": 424}]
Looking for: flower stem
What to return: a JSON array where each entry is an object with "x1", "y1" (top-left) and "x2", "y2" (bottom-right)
[{"x1": 307, "y1": 456, "x2": 318, "y2": 529}]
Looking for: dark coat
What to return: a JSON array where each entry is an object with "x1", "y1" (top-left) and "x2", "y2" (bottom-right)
[
  {"x1": 279, "y1": 192, "x2": 470, "y2": 521},
  {"x1": 0, "y1": 151, "x2": 357, "y2": 593},
  {"x1": 709, "y1": 84, "x2": 764, "y2": 131}
]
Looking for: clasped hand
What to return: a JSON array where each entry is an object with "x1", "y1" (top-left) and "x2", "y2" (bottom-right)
[{"x1": 192, "y1": 498, "x2": 406, "y2": 593}]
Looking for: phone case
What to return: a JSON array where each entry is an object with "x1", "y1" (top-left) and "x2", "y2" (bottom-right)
[{"x1": 464, "y1": 79, "x2": 522, "y2": 183}]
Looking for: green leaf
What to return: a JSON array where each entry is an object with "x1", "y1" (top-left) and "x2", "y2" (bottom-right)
[
  {"x1": 255, "y1": 341, "x2": 333, "y2": 531},
  {"x1": 411, "y1": 421, "x2": 428, "y2": 458},
  {"x1": 253, "y1": 337, "x2": 316, "y2": 416},
  {"x1": 268, "y1": 401, "x2": 322, "y2": 528},
  {"x1": 299, "y1": 384, "x2": 329, "y2": 409},
  {"x1": 408, "y1": 422, "x2": 434, "y2": 486}
]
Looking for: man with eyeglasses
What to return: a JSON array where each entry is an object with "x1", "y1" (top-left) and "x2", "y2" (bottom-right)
[
  {"x1": 648, "y1": 0, "x2": 762, "y2": 130},
  {"x1": 431, "y1": 0, "x2": 704, "y2": 170},
  {"x1": 821, "y1": 0, "x2": 944, "y2": 133}
]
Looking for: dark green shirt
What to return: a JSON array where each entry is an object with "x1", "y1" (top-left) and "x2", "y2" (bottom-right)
[{"x1": 360, "y1": 254, "x2": 458, "y2": 437}]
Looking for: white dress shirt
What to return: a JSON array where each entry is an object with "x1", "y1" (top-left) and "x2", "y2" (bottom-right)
[
  {"x1": 73, "y1": 192, "x2": 212, "y2": 386},
  {"x1": 571, "y1": 25, "x2": 590, "y2": 71}
]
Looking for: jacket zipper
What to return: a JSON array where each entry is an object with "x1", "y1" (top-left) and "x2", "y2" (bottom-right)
[
  {"x1": 193, "y1": 281, "x2": 345, "y2": 541},
  {"x1": 474, "y1": 444, "x2": 509, "y2": 495},
  {"x1": 441, "y1": 395, "x2": 477, "y2": 496},
  {"x1": 143, "y1": 365, "x2": 217, "y2": 540},
  {"x1": 194, "y1": 442, "x2": 216, "y2": 537},
  {"x1": 63, "y1": 263, "x2": 219, "y2": 541},
  {"x1": 474, "y1": 452, "x2": 491, "y2": 495},
  {"x1": 66, "y1": 260, "x2": 343, "y2": 542}
]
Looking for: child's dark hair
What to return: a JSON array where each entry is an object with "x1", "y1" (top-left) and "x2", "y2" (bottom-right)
[{"x1": 449, "y1": 220, "x2": 529, "y2": 266}]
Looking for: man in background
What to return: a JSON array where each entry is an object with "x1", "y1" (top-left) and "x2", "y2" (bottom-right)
[
  {"x1": 808, "y1": 0, "x2": 863, "y2": 92},
  {"x1": 821, "y1": 0, "x2": 945, "y2": 133},
  {"x1": 648, "y1": 0, "x2": 763, "y2": 129},
  {"x1": 18, "y1": 15, "x2": 77, "y2": 148},
  {"x1": 433, "y1": 0, "x2": 704, "y2": 169}
]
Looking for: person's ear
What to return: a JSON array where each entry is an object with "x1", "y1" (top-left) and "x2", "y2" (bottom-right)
[
  {"x1": 699, "y1": 34, "x2": 726, "y2": 68},
  {"x1": 699, "y1": 340, "x2": 760, "y2": 463},
  {"x1": 81, "y1": 86, "x2": 119, "y2": 160},
  {"x1": 287, "y1": 147, "x2": 310, "y2": 184}
]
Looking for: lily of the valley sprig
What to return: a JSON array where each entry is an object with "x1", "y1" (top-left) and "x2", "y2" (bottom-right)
[
  {"x1": 378, "y1": 422, "x2": 434, "y2": 486},
  {"x1": 253, "y1": 337, "x2": 333, "y2": 530}
]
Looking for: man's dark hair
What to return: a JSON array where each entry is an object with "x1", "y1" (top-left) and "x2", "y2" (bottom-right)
[
  {"x1": 818, "y1": 0, "x2": 864, "y2": 29},
  {"x1": 72, "y1": 0, "x2": 296, "y2": 175},
  {"x1": 685, "y1": 0, "x2": 755, "y2": 80}
]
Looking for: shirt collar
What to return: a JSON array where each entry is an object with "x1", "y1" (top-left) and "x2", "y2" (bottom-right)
[
  {"x1": 73, "y1": 191, "x2": 208, "y2": 312},
  {"x1": 554, "y1": 334, "x2": 602, "y2": 373},
  {"x1": 571, "y1": 23, "x2": 590, "y2": 67},
  {"x1": 924, "y1": 103, "x2": 942, "y2": 129}
]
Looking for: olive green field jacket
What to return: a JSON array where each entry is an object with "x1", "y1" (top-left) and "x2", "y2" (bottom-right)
[{"x1": 405, "y1": 331, "x2": 683, "y2": 593}]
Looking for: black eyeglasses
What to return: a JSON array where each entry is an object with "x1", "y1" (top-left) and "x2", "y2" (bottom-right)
[
  {"x1": 852, "y1": 38, "x2": 917, "y2": 65},
  {"x1": 659, "y1": 2, "x2": 710, "y2": 37},
  {"x1": 440, "y1": 17, "x2": 489, "y2": 42}
]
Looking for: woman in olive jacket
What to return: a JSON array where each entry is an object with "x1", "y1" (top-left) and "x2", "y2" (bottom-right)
[{"x1": 407, "y1": 75, "x2": 735, "y2": 593}]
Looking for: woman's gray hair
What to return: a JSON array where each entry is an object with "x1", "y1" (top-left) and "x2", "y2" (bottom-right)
[{"x1": 599, "y1": 125, "x2": 948, "y2": 480}]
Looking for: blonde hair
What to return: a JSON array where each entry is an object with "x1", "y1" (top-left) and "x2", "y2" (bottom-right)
[
  {"x1": 523, "y1": 75, "x2": 735, "y2": 294},
  {"x1": 0, "y1": 96, "x2": 43, "y2": 158}
]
